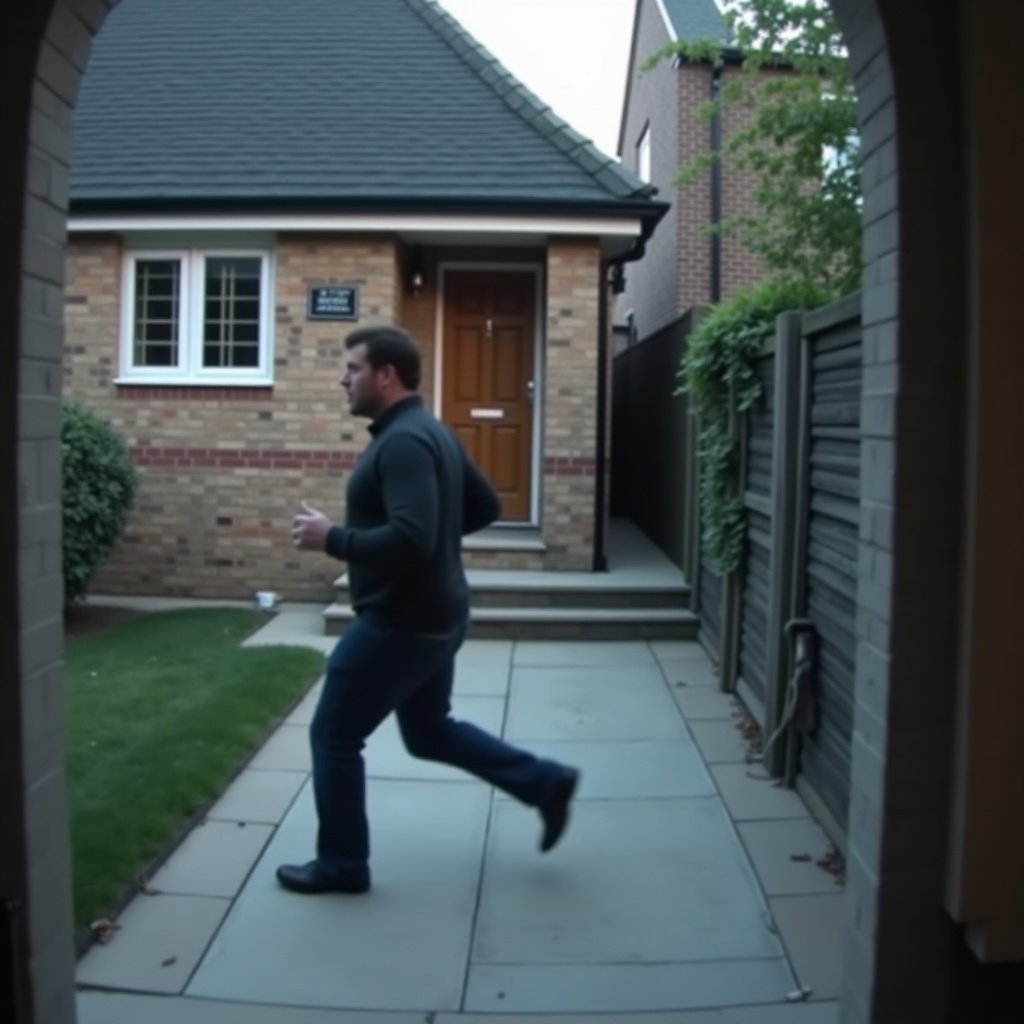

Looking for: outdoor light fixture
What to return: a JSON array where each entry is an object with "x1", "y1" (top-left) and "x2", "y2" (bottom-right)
[{"x1": 408, "y1": 247, "x2": 425, "y2": 296}]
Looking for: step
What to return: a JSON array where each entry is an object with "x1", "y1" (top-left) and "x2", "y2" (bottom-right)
[
  {"x1": 322, "y1": 603, "x2": 699, "y2": 641},
  {"x1": 332, "y1": 573, "x2": 691, "y2": 612}
]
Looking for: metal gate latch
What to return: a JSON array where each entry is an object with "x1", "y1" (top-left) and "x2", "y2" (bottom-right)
[{"x1": 784, "y1": 618, "x2": 819, "y2": 736}]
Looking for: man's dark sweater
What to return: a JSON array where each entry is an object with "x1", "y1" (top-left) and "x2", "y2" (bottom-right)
[{"x1": 324, "y1": 395, "x2": 500, "y2": 634}]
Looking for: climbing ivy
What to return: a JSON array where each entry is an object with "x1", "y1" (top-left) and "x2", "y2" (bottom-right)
[{"x1": 680, "y1": 277, "x2": 834, "y2": 574}]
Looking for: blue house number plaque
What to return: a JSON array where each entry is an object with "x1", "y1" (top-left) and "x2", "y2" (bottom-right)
[{"x1": 308, "y1": 285, "x2": 359, "y2": 321}]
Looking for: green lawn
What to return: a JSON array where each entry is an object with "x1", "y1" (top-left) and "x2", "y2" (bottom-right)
[{"x1": 65, "y1": 607, "x2": 325, "y2": 934}]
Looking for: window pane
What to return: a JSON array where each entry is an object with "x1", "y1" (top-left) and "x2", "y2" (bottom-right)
[
  {"x1": 133, "y1": 259, "x2": 180, "y2": 367},
  {"x1": 202, "y1": 257, "x2": 263, "y2": 368},
  {"x1": 206, "y1": 342, "x2": 259, "y2": 368}
]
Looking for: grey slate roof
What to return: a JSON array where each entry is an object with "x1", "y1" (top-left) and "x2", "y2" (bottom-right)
[
  {"x1": 70, "y1": 0, "x2": 661, "y2": 216},
  {"x1": 661, "y1": 0, "x2": 730, "y2": 43}
]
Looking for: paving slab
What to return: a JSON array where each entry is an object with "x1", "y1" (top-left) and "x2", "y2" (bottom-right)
[
  {"x1": 454, "y1": 657, "x2": 512, "y2": 696},
  {"x1": 464, "y1": 959, "x2": 795, "y2": 1013},
  {"x1": 512, "y1": 640, "x2": 656, "y2": 667},
  {"x1": 205, "y1": 769, "x2": 307, "y2": 824},
  {"x1": 670, "y1": 685, "x2": 744, "y2": 721},
  {"x1": 439, "y1": 1009, "x2": 838, "y2": 1024},
  {"x1": 77, "y1": 894, "x2": 230, "y2": 994},
  {"x1": 187, "y1": 778, "x2": 490, "y2": 1010},
  {"x1": 457, "y1": 638, "x2": 513, "y2": 665},
  {"x1": 738, "y1": 819, "x2": 845, "y2": 896},
  {"x1": 247, "y1": 723, "x2": 310, "y2": 772},
  {"x1": 77, "y1": 992, "x2": 839, "y2": 1024},
  {"x1": 718, "y1": 1005, "x2": 840, "y2": 1024},
  {"x1": 649, "y1": 640, "x2": 711, "y2": 663},
  {"x1": 660, "y1": 656, "x2": 721, "y2": 689},
  {"x1": 711, "y1": 764, "x2": 811, "y2": 821},
  {"x1": 148, "y1": 820, "x2": 274, "y2": 898},
  {"x1": 285, "y1": 680, "x2": 323, "y2": 726},
  {"x1": 505, "y1": 738, "x2": 715, "y2": 800},
  {"x1": 769, "y1": 894, "x2": 846, "y2": 1000},
  {"x1": 77, "y1": 992, "x2": 424, "y2": 1024},
  {"x1": 504, "y1": 664, "x2": 686, "y2": 741},
  {"x1": 688, "y1": 719, "x2": 753, "y2": 764},
  {"x1": 473, "y1": 797, "x2": 783, "y2": 967},
  {"x1": 241, "y1": 607, "x2": 334, "y2": 655},
  {"x1": 439, "y1": 1013, "x2": 722, "y2": 1024}
]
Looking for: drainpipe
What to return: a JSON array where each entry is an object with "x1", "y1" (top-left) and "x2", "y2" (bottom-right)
[
  {"x1": 592, "y1": 258, "x2": 610, "y2": 572},
  {"x1": 710, "y1": 65, "x2": 723, "y2": 303}
]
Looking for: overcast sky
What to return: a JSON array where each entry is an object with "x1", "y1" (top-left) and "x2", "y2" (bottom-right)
[{"x1": 435, "y1": 0, "x2": 637, "y2": 157}]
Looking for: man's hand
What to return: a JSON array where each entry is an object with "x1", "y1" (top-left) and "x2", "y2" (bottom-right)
[{"x1": 291, "y1": 500, "x2": 332, "y2": 552}]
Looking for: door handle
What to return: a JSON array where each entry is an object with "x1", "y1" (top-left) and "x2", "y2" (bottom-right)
[{"x1": 526, "y1": 379, "x2": 536, "y2": 407}]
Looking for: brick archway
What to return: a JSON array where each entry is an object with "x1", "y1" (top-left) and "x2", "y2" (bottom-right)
[{"x1": 0, "y1": 1, "x2": 1005, "y2": 1021}]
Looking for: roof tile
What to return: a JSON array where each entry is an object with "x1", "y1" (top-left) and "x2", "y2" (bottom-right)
[{"x1": 70, "y1": 0, "x2": 661, "y2": 213}]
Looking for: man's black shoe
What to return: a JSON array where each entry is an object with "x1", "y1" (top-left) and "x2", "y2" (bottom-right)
[
  {"x1": 539, "y1": 767, "x2": 580, "y2": 852},
  {"x1": 276, "y1": 861, "x2": 370, "y2": 895}
]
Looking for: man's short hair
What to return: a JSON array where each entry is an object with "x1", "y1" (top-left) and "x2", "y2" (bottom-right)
[{"x1": 344, "y1": 326, "x2": 421, "y2": 390}]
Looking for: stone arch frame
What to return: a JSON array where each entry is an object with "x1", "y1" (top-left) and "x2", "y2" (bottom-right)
[{"x1": 0, "y1": 0, "x2": 986, "y2": 1021}]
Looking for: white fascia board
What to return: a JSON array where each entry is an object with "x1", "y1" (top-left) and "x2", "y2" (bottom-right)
[
  {"x1": 68, "y1": 212, "x2": 643, "y2": 238},
  {"x1": 653, "y1": 0, "x2": 679, "y2": 42}
]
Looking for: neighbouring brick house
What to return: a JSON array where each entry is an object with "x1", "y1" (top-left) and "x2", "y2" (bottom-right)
[
  {"x1": 615, "y1": 0, "x2": 771, "y2": 344},
  {"x1": 63, "y1": 0, "x2": 667, "y2": 600}
]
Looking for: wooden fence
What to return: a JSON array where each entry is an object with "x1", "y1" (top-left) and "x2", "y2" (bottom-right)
[
  {"x1": 613, "y1": 293, "x2": 862, "y2": 850},
  {"x1": 711, "y1": 293, "x2": 862, "y2": 848}
]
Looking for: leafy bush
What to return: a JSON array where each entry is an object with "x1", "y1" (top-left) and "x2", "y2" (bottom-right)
[
  {"x1": 62, "y1": 401, "x2": 138, "y2": 604},
  {"x1": 680, "y1": 277, "x2": 834, "y2": 574}
]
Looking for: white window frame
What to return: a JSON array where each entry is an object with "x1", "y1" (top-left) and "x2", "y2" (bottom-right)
[
  {"x1": 118, "y1": 247, "x2": 274, "y2": 385},
  {"x1": 637, "y1": 124, "x2": 652, "y2": 184}
]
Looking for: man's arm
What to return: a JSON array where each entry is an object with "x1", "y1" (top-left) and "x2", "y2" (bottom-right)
[
  {"x1": 462, "y1": 447, "x2": 501, "y2": 535},
  {"x1": 324, "y1": 434, "x2": 439, "y2": 565}
]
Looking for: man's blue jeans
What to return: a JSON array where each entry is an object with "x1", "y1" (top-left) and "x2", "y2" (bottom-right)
[{"x1": 311, "y1": 613, "x2": 561, "y2": 883}]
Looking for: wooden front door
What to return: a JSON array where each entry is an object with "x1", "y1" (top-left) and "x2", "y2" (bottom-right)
[{"x1": 442, "y1": 270, "x2": 536, "y2": 522}]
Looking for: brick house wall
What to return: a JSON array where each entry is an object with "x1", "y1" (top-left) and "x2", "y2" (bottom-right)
[
  {"x1": 673, "y1": 62, "x2": 774, "y2": 314},
  {"x1": 673, "y1": 61, "x2": 713, "y2": 316},
  {"x1": 542, "y1": 239, "x2": 601, "y2": 571},
  {"x1": 62, "y1": 234, "x2": 605, "y2": 594},
  {"x1": 617, "y1": 3, "x2": 778, "y2": 341},
  {"x1": 717, "y1": 65, "x2": 773, "y2": 296},
  {"x1": 63, "y1": 235, "x2": 401, "y2": 600}
]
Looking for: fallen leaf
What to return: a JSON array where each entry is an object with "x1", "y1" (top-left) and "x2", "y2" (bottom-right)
[
  {"x1": 90, "y1": 918, "x2": 120, "y2": 945},
  {"x1": 816, "y1": 846, "x2": 847, "y2": 884}
]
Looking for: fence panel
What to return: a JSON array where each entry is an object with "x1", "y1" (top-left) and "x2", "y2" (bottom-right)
[
  {"x1": 791, "y1": 296, "x2": 862, "y2": 846},
  {"x1": 698, "y1": 560, "x2": 724, "y2": 664},
  {"x1": 733, "y1": 345, "x2": 777, "y2": 720},
  {"x1": 610, "y1": 312, "x2": 704, "y2": 575}
]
